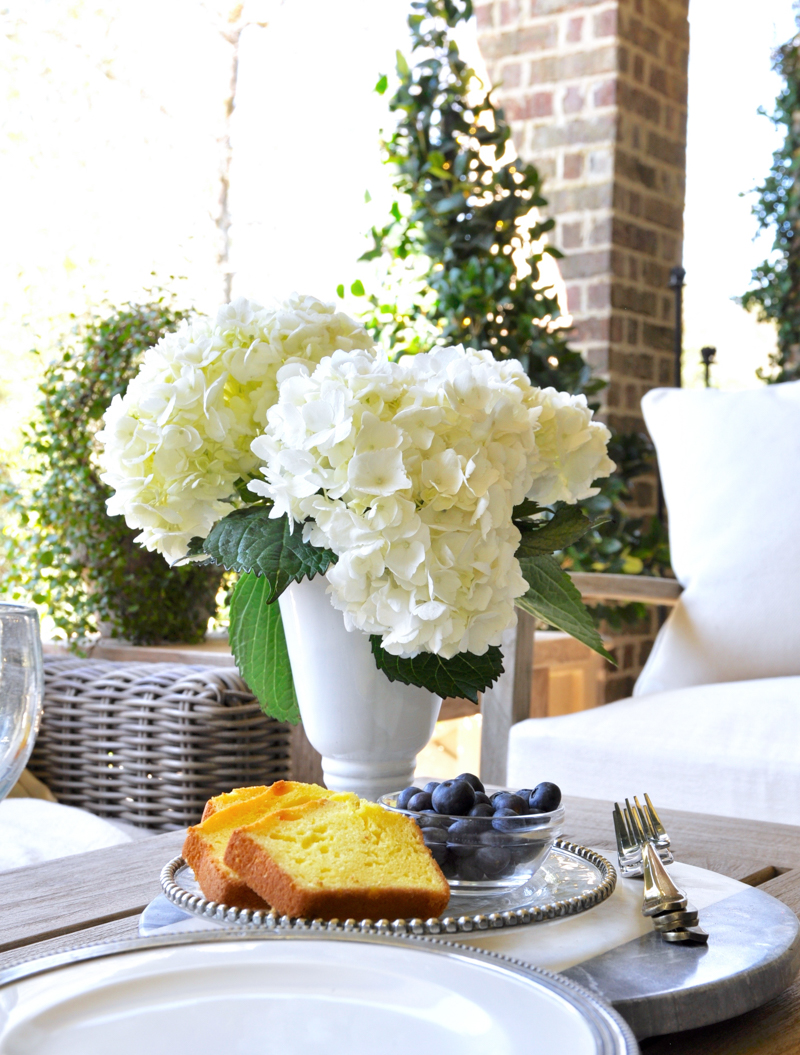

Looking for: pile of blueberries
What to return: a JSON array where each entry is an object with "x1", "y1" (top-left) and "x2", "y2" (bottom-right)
[{"x1": 394, "y1": 773, "x2": 562, "y2": 882}]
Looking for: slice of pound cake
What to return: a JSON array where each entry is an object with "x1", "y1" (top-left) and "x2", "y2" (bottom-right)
[
  {"x1": 183, "y1": 780, "x2": 329, "y2": 909},
  {"x1": 224, "y1": 795, "x2": 451, "y2": 920},
  {"x1": 200, "y1": 785, "x2": 271, "y2": 823}
]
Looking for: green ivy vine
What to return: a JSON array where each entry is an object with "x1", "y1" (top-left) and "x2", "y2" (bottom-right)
[
  {"x1": 1, "y1": 296, "x2": 222, "y2": 646},
  {"x1": 741, "y1": 33, "x2": 800, "y2": 382}
]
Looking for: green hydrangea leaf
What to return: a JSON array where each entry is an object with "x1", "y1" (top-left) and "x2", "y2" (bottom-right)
[
  {"x1": 510, "y1": 498, "x2": 544, "y2": 521},
  {"x1": 201, "y1": 506, "x2": 336, "y2": 603},
  {"x1": 229, "y1": 571, "x2": 300, "y2": 723},
  {"x1": 515, "y1": 505, "x2": 608, "y2": 557},
  {"x1": 517, "y1": 554, "x2": 615, "y2": 663},
  {"x1": 370, "y1": 637, "x2": 503, "y2": 704}
]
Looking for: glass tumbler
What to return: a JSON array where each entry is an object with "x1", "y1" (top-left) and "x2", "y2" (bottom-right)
[{"x1": 0, "y1": 603, "x2": 44, "y2": 802}]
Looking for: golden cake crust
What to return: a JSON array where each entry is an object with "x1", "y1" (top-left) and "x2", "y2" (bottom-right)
[
  {"x1": 184, "y1": 780, "x2": 329, "y2": 908},
  {"x1": 182, "y1": 826, "x2": 269, "y2": 910},
  {"x1": 200, "y1": 784, "x2": 270, "y2": 823},
  {"x1": 224, "y1": 801, "x2": 450, "y2": 921}
]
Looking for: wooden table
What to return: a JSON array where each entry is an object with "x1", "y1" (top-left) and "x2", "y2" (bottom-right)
[{"x1": 2, "y1": 795, "x2": 799, "y2": 1053}]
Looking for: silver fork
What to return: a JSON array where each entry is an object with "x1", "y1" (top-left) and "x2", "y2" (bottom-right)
[
  {"x1": 614, "y1": 794, "x2": 708, "y2": 944},
  {"x1": 613, "y1": 794, "x2": 673, "y2": 878}
]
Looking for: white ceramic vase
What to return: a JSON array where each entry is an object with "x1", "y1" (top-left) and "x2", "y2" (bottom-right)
[{"x1": 278, "y1": 576, "x2": 442, "y2": 800}]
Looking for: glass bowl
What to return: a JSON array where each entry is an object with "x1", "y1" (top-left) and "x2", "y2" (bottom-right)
[{"x1": 379, "y1": 785, "x2": 565, "y2": 897}]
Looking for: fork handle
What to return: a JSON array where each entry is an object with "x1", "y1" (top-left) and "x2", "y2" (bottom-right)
[{"x1": 641, "y1": 841, "x2": 688, "y2": 916}]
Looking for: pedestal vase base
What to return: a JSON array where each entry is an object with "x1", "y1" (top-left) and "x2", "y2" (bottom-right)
[{"x1": 321, "y1": 757, "x2": 417, "y2": 800}]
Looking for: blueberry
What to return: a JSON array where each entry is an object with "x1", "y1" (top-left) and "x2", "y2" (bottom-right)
[
  {"x1": 421, "y1": 826, "x2": 448, "y2": 845},
  {"x1": 491, "y1": 792, "x2": 528, "y2": 814},
  {"x1": 396, "y1": 786, "x2": 421, "y2": 809},
  {"x1": 456, "y1": 856, "x2": 487, "y2": 881},
  {"x1": 479, "y1": 829, "x2": 511, "y2": 848},
  {"x1": 407, "y1": 791, "x2": 433, "y2": 812},
  {"x1": 423, "y1": 780, "x2": 441, "y2": 794},
  {"x1": 511, "y1": 840, "x2": 548, "y2": 865},
  {"x1": 421, "y1": 826, "x2": 448, "y2": 865},
  {"x1": 493, "y1": 807, "x2": 527, "y2": 833},
  {"x1": 473, "y1": 791, "x2": 491, "y2": 806},
  {"x1": 515, "y1": 788, "x2": 535, "y2": 802},
  {"x1": 475, "y1": 845, "x2": 512, "y2": 876},
  {"x1": 455, "y1": 772, "x2": 485, "y2": 794},
  {"x1": 447, "y1": 817, "x2": 485, "y2": 855},
  {"x1": 416, "y1": 812, "x2": 450, "y2": 829},
  {"x1": 529, "y1": 782, "x2": 562, "y2": 813},
  {"x1": 440, "y1": 856, "x2": 458, "y2": 878},
  {"x1": 468, "y1": 803, "x2": 494, "y2": 818},
  {"x1": 432, "y1": 779, "x2": 476, "y2": 816}
]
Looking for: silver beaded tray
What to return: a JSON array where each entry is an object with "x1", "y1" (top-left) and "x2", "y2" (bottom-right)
[{"x1": 160, "y1": 838, "x2": 616, "y2": 937}]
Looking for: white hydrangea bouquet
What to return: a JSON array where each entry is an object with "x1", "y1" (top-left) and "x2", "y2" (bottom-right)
[{"x1": 99, "y1": 294, "x2": 614, "y2": 721}]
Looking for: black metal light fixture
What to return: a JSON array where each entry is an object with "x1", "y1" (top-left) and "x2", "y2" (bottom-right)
[
  {"x1": 700, "y1": 346, "x2": 716, "y2": 388},
  {"x1": 669, "y1": 266, "x2": 686, "y2": 388}
]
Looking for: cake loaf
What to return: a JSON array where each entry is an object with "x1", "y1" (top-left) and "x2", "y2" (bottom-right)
[
  {"x1": 183, "y1": 780, "x2": 329, "y2": 908},
  {"x1": 224, "y1": 795, "x2": 450, "y2": 920},
  {"x1": 200, "y1": 784, "x2": 271, "y2": 823}
]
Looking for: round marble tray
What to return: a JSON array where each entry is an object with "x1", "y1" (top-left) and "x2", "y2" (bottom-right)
[{"x1": 160, "y1": 839, "x2": 616, "y2": 936}]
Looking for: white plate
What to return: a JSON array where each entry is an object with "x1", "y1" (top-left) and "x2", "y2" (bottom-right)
[{"x1": 0, "y1": 932, "x2": 638, "y2": 1055}]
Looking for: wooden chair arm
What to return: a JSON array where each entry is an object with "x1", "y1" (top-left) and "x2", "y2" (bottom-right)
[
  {"x1": 570, "y1": 572, "x2": 682, "y2": 607},
  {"x1": 479, "y1": 573, "x2": 681, "y2": 784}
]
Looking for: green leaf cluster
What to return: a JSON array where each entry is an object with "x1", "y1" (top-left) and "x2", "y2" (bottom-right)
[
  {"x1": 190, "y1": 504, "x2": 337, "y2": 723},
  {"x1": 199, "y1": 506, "x2": 336, "y2": 602},
  {"x1": 561, "y1": 431, "x2": 672, "y2": 629},
  {"x1": 355, "y1": 0, "x2": 600, "y2": 396},
  {"x1": 740, "y1": 33, "x2": 800, "y2": 382},
  {"x1": 229, "y1": 572, "x2": 299, "y2": 724},
  {"x1": 371, "y1": 636, "x2": 504, "y2": 704},
  {"x1": 0, "y1": 296, "x2": 221, "y2": 646}
]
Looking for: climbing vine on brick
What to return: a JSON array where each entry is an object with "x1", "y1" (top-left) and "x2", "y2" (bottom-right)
[{"x1": 741, "y1": 34, "x2": 800, "y2": 382}]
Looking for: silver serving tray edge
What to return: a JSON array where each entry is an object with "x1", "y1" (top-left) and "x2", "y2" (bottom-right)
[{"x1": 160, "y1": 837, "x2": 616, "y2": 936}]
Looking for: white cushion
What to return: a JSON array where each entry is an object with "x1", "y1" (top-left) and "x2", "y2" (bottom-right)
[
  {"x1": 0, "y1": 799, "x2": 133, "y2": 873},
  {"x1": 507, "y1": 676, "x2": 800, "y2": 826},
  {"x1": 635, "y1": 381, "x2": 800, "y2": 696}
]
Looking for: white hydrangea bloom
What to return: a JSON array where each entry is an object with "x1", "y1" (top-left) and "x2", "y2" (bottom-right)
[
  {"x1": 524, "y1": 388, "x2": 615, "y2": 506},
  {"x1": 250, "y1": 344, "x2": 613, "y2": 660},
  {"x1": 98, "y1": 294, "x2": 373, "y2": 564}
]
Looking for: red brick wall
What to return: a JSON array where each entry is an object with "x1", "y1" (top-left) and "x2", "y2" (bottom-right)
[
  {"x1": 477, "y1": 0, "x2": 688, "y2": 439},
  {"x1": 477, "y1": 0, "x2": 689, "y2": 699}
]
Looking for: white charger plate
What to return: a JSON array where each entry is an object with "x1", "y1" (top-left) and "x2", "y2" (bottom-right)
[{"x1": 0, "y1": 931, "x2": 638, "y2": 1055}]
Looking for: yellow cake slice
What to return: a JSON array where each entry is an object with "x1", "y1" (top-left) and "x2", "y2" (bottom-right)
[
  {"x1": 224, "y1": 795, "x2": 451, "y2": 920},
  {"x1": 201, "y1": 785, "x2": 271, "y2": 823},
  {"x1": 183, "y1": 780, "x2": 330, "y2": 908}
]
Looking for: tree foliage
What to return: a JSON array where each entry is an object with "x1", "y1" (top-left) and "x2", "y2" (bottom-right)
[
  {"x1": 352, "y1": 0, "x2": 670, "y2": 615},
  {"x1": 1, "y1": 297, "x2": 222, "y2": 646},
  {"x1": 741, "y1": 33, "x2": 800, "y2": 382},
  {"x1": 354, "y1": 0, "x2": 600, "y2": 396}
]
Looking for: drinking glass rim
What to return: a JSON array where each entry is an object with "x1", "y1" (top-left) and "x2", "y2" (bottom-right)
[{"x1": 0, "y1": 602, "x2": 40, "y2": 616}]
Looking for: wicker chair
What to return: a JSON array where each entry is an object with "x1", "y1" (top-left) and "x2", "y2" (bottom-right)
[{"x1": 28, "y1": 657, "x2": 293, "y2": 831}]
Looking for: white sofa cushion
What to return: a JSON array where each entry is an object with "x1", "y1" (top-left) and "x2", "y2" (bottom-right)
[
  {"x1": 635, "y1": 380, "x2": 800, "y2": 696},
  {"x1": 507, "y1": 675, "x2": 800, "y2": 826}
]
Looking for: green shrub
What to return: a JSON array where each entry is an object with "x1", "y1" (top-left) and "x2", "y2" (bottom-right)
[
  {"x1": 2, "y1": 296, "x2": 222, "y2": 646},
  {"x1": 741, "y1": 35, "x2": 800, "y2": 382}
]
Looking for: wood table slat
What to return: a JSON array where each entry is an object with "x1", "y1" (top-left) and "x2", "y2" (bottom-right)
[
  {"x1": 0, "y1": 829, "x2": 185, "y2": 954},
  {"x1": 0, "y1": 915, "x2": 143, "y2": 972}
]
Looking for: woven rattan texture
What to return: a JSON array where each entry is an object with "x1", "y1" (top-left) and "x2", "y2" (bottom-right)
[{"x1": 29, "y1": 658, "x2": 292, "y2": 831}]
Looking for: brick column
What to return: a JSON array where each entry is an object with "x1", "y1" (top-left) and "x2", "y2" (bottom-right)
[
  {"x1": 477, "y1": 0, "x2": 689, "y2": 699},
  {"x1": 477, "y1": 0, "x2": 688, "y2": 434}
]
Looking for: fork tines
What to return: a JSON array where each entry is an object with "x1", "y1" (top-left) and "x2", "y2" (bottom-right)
[{"x1": 613, "y1": 794, "x2": 674, "y2": 878}]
